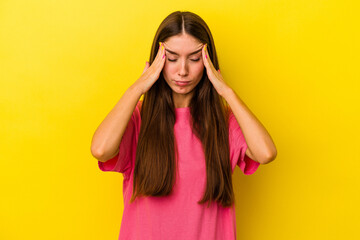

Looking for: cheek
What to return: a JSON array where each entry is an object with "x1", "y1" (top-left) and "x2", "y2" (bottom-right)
[
  {"x1": 195, "y1": 62, "x2": 204, "y2": 71},
  {"x1": 162, "y1": 65, "x2": 173, "y2": 82},
  {"x1": 193, "y1": 63, "x2": 204, "y2": 77},
  {"x1": 162, "y1": 65, "x2": 172, "y2": 81},
  {"x1": 163, "y1": 63, "x2": 170, "y2": 72},
  {"x1": 163, "y1": 63, "x2": 178, "y2": 75}
]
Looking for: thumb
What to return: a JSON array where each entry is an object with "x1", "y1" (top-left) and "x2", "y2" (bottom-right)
[{"x1": 143, "y1": 61, "x2": 150, "y2": 74}]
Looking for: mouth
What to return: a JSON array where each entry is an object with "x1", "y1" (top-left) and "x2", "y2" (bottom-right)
[
  {"x1": 175, "y1": 80, "x2": 190, "y2": 83},
  {"x1": 174, "y1": 80, "x2": 191, "y2": 86}
]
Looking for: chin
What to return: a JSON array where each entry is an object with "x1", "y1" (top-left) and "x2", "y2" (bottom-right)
[{"x1": 172, "y1": 85, "x2": 196, "y2": 95}]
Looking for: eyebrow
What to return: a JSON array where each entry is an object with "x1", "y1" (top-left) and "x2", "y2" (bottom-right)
[{"x1": 165, "y1": 48, "x2": 202, "y2": 56}]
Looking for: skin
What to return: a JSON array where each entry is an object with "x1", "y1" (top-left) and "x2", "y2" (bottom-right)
[
  {"x1": 162, "y1": 34, "x2": 205, "y2": 108},
  {"x1": 162, "y1": 33, "x2": 277, "y2": 164}
]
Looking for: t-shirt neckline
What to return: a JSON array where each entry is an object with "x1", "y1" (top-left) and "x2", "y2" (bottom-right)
[{"x1": 175, "y1": 107, "x2": 190, "y2": 111}]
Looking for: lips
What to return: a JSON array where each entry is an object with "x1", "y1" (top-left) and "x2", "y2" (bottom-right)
[
  {"x1": 174, "y1": 80, "x2": 191, "y2": 86},
  {"x1": 174, "y1": 80, "x2": 190, "y2": 83}
]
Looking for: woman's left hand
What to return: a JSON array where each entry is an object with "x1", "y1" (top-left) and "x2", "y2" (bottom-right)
[{"x1": 202, "y1": 43, "x2": 231, "y2": 96}]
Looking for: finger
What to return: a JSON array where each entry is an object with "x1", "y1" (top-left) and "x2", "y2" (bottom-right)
[
  {"x1": 202, "y1": 43, "x2": 212, "y2": 71},
  {"x1": 203, "y1": 43, "x2": 216, "y2": 72},
  {"x1": 160, "y1": 42, "x2": 166, "y2": 61},
  {"x1": 149, "y1": 42, "x2": 165, "y2": 76},
  {"x1": 154, "y1": 42, "x2": 165, "y2": 64},
  {"x1": 159, "y1": 43, "x2": 166, "y2": 70},
  {"x1": 155, "y1": 42, "x2": 162, "y2": 61},
  {"x1": 204, "y1": 44, "x2": 214, "y2": 68},
  {"x1": 143, "y1": 61, "x2": 149, "y2": 74},
  {"x1": 155, "y1": 42, "x2": 166, "y2": 66}
]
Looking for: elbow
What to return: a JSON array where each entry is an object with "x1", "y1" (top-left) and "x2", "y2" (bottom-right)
[
  {"x1": 261, "y1": 148, "x2": 277, "y2": 165},
  {"x1": 257, "y1": 148, "x2": 277, "y2": 164},
  {"x1": 91, "y1": 146, "x2": 119, "y2": 163},
  {"x1": 91, "y1": 146, "x2": 105, "y2": 161}
]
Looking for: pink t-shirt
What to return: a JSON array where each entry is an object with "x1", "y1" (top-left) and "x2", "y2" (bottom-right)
[{"x1": 98, "y1": 100, "x2": 260, "y2": 240}]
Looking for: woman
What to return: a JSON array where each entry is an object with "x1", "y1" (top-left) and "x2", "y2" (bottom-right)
[{"x1": 91, "y1": 10, "x2": 277, "y2": 240}]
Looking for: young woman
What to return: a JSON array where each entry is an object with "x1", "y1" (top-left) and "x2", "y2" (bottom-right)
[{"x1": 91, "y1": 11, "x2": 277, "y2": 240}]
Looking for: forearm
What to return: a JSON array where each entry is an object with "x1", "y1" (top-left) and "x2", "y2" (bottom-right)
[
  {"x1": 91, "y1": 84, "x2": 143, "y2": 162},
  {"x1": 223, "y1": 87, "x2": 277, "y2": 163}
]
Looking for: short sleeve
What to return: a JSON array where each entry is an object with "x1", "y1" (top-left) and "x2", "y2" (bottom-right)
[
  {"x1": 228, "y1": 110, "x2": 260, "y2": 175},
  {"x1": 97, "y1": 101, "x2": 141, "y2": 178}
]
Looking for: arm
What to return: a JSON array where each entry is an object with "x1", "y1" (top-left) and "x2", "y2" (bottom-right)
[
  {"x1": 223, "y1": 87, "x2": 277, "y2": 164},
  {"x1": 200, "y1": 44, "x2": 277, "y2": 164},
  {"x1": 90, "y1": 84, "x2": 143, "y2": 162}
]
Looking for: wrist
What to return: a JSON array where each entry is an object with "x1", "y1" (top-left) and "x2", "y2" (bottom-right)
[
  {"x1": 130, "y1": 83, "x2": 144, "y2": 96},
  {"x1": 220, "y1": 85, "x2": 233, "y2": 98}
]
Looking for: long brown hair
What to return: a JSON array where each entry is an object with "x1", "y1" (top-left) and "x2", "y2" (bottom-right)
[{"x1": 130, "y1": 11, "x2": 234, "y2": 208}]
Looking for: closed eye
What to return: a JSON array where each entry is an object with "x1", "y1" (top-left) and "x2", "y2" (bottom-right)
[{"x1": 168, "y1": 58, "x2": 200, "y2": 62}]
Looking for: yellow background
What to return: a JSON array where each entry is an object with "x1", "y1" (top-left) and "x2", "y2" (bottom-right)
[{"x1": 1, "y1": 0, "x2": 359, "y2": 239}]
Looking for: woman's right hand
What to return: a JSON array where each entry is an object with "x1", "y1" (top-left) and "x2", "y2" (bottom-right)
[{"x1": 134, "y1": 42, "x2": 166, "y2": 95}]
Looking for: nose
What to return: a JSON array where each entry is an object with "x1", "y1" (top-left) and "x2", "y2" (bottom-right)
[{"x1": 178, "y1": 60, "x2": 189, "y2": 77}]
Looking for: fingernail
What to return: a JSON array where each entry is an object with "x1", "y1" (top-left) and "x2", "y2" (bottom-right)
[
  {"x1": 163, "y1": 54, "x2": 165, "y2": 59},
  {"x1": 205, "y1": 54, "x2": 207, "y2": 59}
]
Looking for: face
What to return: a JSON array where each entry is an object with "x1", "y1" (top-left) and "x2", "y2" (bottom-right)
[{"x1": 162, "y1": 34, "x2": 205, "y2": 104}]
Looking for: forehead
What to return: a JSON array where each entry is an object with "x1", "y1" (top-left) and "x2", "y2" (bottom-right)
[{"x1": 163, "y1": 34, "x2": 203, "y2": 56}]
